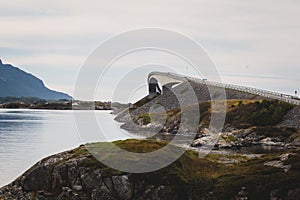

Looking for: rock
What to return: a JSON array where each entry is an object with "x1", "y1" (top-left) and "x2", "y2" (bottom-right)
[
  {"x1": 289, "y1": 136, "x2": 300, "y2": 147},
  {"x1": 260, "y1": 137, "x2": 284, "y2": 146},
  {"x1": 279, "y1": 105, "x2": 300, "y2": 129},
  {"x1": 111, "y1": 175, "x2": 132, "y2": 200},
  {"x1": 81, "y1": 169, "x2": 102, "y2": 190},
  {"x1": 231, "y1": 128, "x2": 253, "y2": 138},
  {"x1": 72, "y1": 185, "x2": 82, "y2": 191},
  {"x1": 234, "y1": 186, "x2": 248, "y2": 200},
  {"x1": 1, "y1": 139, "x2": 300, "y2": 200},
  {"x1": 287, "y1": 188, "x2": 300, "y2": 200},
  {"x1": 91, "y1": 188, "x2": 116, "y2": 200},
  {"x1": 56, "y1": 187, "x2": 73, "y2": 200},
  {"x1": 191, "y1": 138, "x2": 203, "y2": 147},
  {"x1": 279, "y1": 153, "x2": 293, "y2": 162},
  {"x1": 264, "y1": 153, "x2": 296, "y2": 173}
]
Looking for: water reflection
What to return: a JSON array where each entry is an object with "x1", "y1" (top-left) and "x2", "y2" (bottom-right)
[
  {"x1": 237, "y1": 145, "x2": 286, "y2": 154},
  {"x1": 0, "y1": 109, "x2": 135, "y2": 187},
  {"x1": 0, "y1": 110, "x2": 44, "y2": 187}
]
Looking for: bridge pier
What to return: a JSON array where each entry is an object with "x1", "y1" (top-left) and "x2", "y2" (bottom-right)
[
  {"x1": 148, "y1": 77, "x2": 162, "y2": 98},
  {"x1": 162, "y1": 83, "x2": 180, "y2": 95}
]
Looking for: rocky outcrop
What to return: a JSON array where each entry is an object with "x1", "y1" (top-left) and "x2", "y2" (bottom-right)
[
  {"x1": 191, "y1": 126, "x2": 300, "y2": 151},
  {"x1": 0, "y1": 145, "x2": 172, "y2": 200},
  {"x1": 279, "y1": 106, "x2": 300, "y2": 129},
  {"x1": 116, "y1": 80, "x2": 299, "y2": 150},
  {"x1": 1, "y1": 139, "x2": 300, "y2": 200}
]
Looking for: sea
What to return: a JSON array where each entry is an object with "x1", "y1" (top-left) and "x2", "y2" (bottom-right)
[{"x1": 0, "y1": 109, "x2": 138, "y2": 187}]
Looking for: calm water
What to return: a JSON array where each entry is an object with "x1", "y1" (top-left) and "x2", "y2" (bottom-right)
[{"x1": 0, "y1": 109, "x2": 139, "y2": 187}]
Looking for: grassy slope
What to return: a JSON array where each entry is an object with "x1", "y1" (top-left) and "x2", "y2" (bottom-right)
[
  {"x1": 225, "y1": 99, "x2": 293, "y2": 128},
  {"x1": 67, "y1": 139, "x2": 300, "y2": 199},
  {"x1": 135, "y1": 99, "x2": 297, "y2": 139}
]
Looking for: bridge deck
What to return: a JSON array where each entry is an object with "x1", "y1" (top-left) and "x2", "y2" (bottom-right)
[{"x1": 148, "y1": 72, "x2": 300, "y2": 106}]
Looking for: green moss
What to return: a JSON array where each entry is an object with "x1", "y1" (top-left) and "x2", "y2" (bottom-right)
[
  {"x1": 113, "y1": 139, "x2": 168, "y2": 153},
  {"x1": 205, "y1": 154, "x2": 249, "y2": 164},
  {"x1": 70, "y1": 146, "x2": 89, "y2": 158},
  {"x1": 137, "y1": 113, "x2": 152, "y2": 124}
]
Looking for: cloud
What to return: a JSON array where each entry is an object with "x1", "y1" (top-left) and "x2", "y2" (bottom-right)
[{"x1": 0, "y1": 0, "x2": 300, "y2": 100}]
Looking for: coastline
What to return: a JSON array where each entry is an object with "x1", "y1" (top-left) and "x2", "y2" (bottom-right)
[{"x1": 1, "y1": 139, "x2": 300, "y2": 199}]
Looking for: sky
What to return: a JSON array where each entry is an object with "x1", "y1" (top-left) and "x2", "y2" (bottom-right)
[{"x1": 0, "y1": 0, "x2": 300, "y2": 102}]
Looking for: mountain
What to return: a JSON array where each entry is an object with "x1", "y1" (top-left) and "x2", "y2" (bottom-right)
[{"x1": 0, "y1": 59, "x2": 72, "y2": 100}]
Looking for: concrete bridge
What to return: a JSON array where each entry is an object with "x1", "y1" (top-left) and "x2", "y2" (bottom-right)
[{"x1": 148, "y1": 71, "x2": 300, "y2": 106}]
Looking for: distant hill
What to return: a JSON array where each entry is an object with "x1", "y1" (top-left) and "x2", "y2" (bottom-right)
[{"x1": 0, "y1": 59, "x2": 72, "y2": 100}]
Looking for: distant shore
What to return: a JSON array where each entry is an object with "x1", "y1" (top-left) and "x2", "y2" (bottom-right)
[{"x1": 0, "y1": 97, "x2": 112, "y2": 110}]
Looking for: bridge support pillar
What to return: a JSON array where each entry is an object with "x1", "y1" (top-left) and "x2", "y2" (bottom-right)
[{"x1": 148, "y1": 77, "x2": 162, "y2": 99}]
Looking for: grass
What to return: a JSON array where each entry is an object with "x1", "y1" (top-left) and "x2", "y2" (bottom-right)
[
  {"x1": 131, "y1": 99, "x2": 295, "y2": 137},
  {"x1": 63, "y1": 139, "x2": 300, "y2": 199},
  {"x1": 226, "y1": 99, "x2": 262, "y2": 108},
  {"x1": 137, "y1": 113, "x2": 152, "y2": 124},
  {"x1": 226, "y1": 99, "x2": 294, "y2": 128}
]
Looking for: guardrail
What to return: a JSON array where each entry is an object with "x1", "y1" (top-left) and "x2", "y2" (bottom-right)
[{"x1": 149, "y1": 72, "x2": 300, "y2": 106}]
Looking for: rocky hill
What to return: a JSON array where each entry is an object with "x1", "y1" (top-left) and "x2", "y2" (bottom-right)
[
  {"x1": 115, "y1": 79, "x2": 300, "y2": 150},
  {"x1": 1, "y1": 139, "x2": 300, "y2": 199},
  {"x1": 0, "y1": 59, "x2": 71, "y2": 100}
]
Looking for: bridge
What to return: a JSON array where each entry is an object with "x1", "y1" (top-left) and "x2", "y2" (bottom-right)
[{"x1": 148, "y1": 71, "x2": 300, "y2": 106}]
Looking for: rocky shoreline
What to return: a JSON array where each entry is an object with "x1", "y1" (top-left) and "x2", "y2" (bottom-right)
[
  {"x1": 1, "y1": 139, "x2": 300, "y2": 200},
  {"x1": 191, "y1": 127, "x2": 300, "y2": 150},
  {"x1": 116, "y1": 97, "x2": 300, "y2": 153},
  {"x1": 0, "y1": 142, "x2": 172, "y2": 200}
]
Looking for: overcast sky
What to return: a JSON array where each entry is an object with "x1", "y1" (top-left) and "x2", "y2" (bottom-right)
[{"x1": 0, "y1": 0, "x2": 300, "y2": 101}]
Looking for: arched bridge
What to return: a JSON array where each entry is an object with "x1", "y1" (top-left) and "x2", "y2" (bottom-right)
[{"x1": 148, "y1": 71, "x2": 300, "y2": 106}]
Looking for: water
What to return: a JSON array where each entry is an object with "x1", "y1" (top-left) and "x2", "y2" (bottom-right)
[
  {"x1": 236, "y1": 145, "x2": 286, "y2": 154},
  {"x1": 0, "y1": 109, "x2": 138, "y2": 187}
]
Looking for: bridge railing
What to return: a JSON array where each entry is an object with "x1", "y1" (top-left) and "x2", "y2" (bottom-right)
[
  {"x1": 149, "y1": 72, "x2": 300, "y2": 106},
  {"x1": 187, "y1": 77, "x2": 300, "y2": 106}
]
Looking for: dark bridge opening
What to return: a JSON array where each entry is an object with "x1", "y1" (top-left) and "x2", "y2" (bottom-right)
[{"x1": 148, "y1": 78, "x2": 162, "y2": 97}]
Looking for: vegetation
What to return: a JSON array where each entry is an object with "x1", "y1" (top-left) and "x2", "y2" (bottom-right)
[
  {"x1": 68, "y1": 139, "x2": 300, "y2": 199},
  {"x1": 31, "y1": 102, "x2": 72, "y2": 110},
  {"x1": 0, "y1": 96, "x2": 46, "y2": 104},
  {"x1": 132, "y1": 99, "x2": 295, "y2": 135},
  {"x1": 226, "y1": 99, "x2": 293, "y2": 128},
  {"x1": 0, "y1": 97, "x2": 112, "y2": 110},
  {"x1": 137, "y1": 113, "x2": 152, "y2": 124}
]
